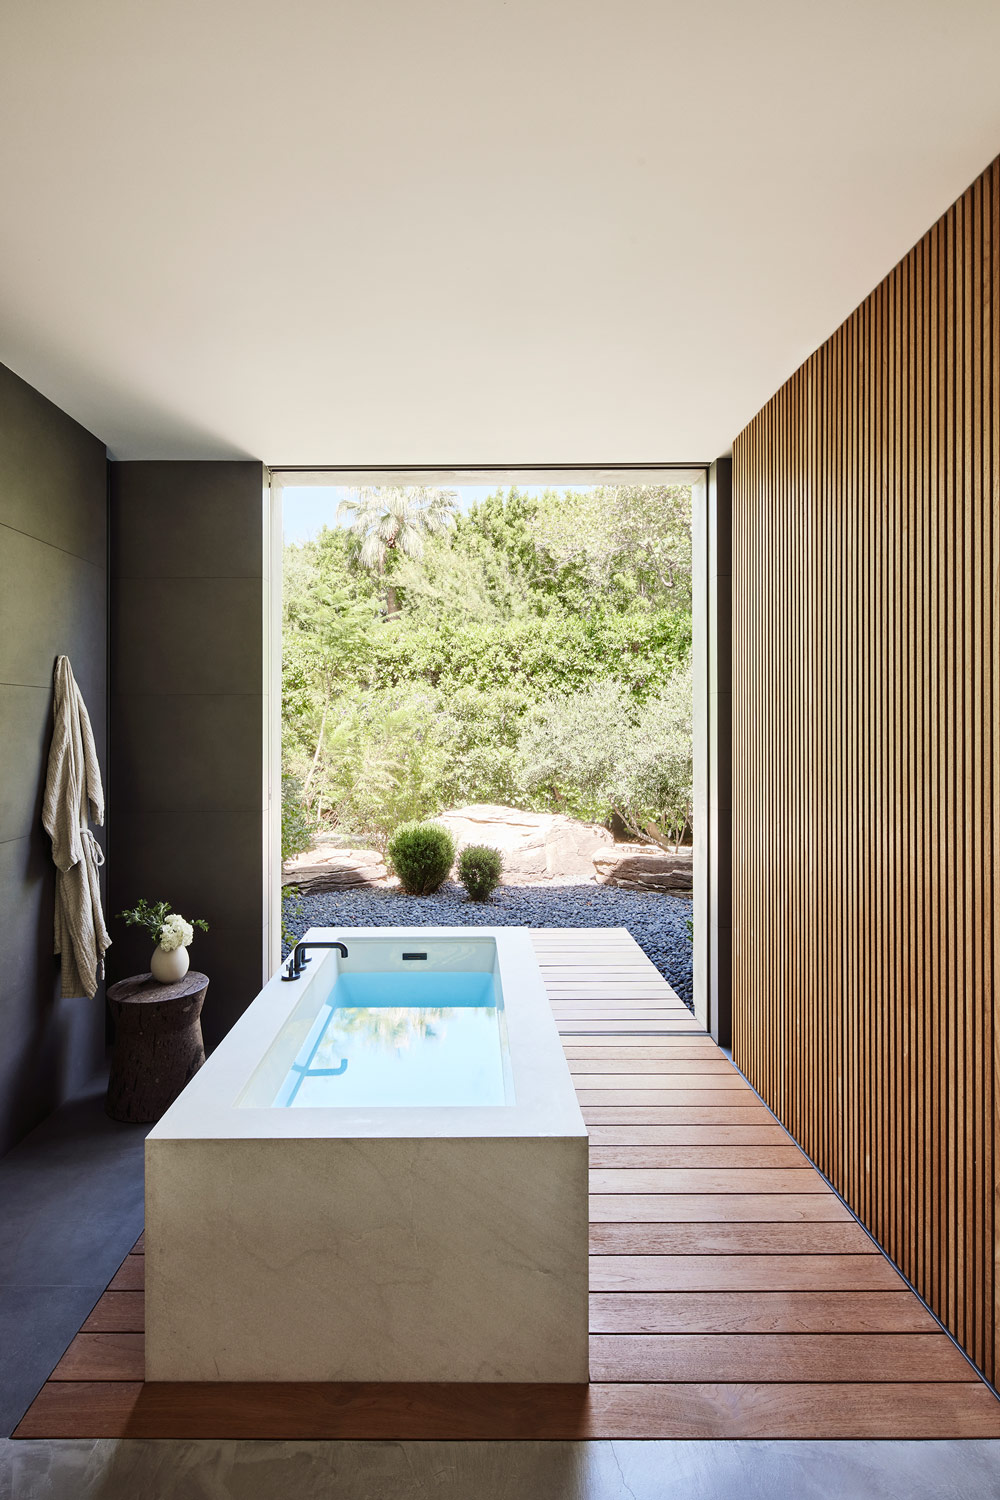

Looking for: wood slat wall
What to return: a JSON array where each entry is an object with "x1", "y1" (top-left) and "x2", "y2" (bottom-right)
[{"x1": 732, "y1": 157, "x2": 1000, "y2": 1383}]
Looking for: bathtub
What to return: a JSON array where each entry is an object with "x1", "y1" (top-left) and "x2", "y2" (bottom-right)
[{"x1": 145, "y1": 927, "x2": 590, "y2": 1383}]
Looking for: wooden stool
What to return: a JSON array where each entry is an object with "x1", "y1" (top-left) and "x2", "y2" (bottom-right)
[{"x1": 106, "y1": 971, "x2": 208, "y2": 1123}]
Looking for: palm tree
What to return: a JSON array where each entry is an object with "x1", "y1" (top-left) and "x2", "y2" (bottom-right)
[{"x1": 337, "y1": 486, "x2": 458, "y2": 612}]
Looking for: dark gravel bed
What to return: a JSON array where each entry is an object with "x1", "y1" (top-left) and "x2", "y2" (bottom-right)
[{"x1": 284, "y1": 881, "x2": 694, "y2": 1009}]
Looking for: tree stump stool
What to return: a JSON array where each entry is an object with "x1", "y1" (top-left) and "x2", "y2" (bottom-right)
[{"x1": 106, "y1": 971, "x2": 208, "y2": 1124}]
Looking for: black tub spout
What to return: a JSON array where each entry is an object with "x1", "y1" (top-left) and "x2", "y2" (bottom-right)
[{"x1": 281, "y1": 940, "x2": 348, "y2": 982}]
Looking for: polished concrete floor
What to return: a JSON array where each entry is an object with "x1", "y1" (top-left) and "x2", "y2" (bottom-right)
[
  {"x1": 0, "y1": 1083, "x2": 146, "y2": 1437},
  {"x1": 3, "y1": 1438, "x2": 1000, "y2": 1498}
]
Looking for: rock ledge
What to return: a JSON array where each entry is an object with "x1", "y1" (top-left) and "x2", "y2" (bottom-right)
[
  {"x1": 283, "y1": 844, "x2": 388, "y2": 894},
  {"x1": 594, "y1": 845, "x2": 694, "y2": 893},
  {"x1": 436, "y1": 804, "x2": 612, "y2": 884}
]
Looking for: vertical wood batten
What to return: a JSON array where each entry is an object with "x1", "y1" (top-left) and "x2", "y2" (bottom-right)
[{"x1": 732, "y1": 158, "x2": 1000, "y2": 1386}]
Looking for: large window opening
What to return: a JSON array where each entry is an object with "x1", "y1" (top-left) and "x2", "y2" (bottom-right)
[{"x1": 270, "y1": 467, "x2": 706, "y2": 1018}]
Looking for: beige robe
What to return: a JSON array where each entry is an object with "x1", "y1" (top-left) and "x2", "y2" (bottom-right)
[{"x1": 41, "y1": 656, "x2": 111, "y2": 998}]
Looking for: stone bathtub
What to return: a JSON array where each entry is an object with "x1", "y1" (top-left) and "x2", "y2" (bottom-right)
[{"x1": 145, "y1": 926, "x2": 590, "y2": 1383}]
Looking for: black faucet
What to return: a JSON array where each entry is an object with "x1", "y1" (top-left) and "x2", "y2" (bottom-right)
[{"x1": 281, "y1": 940, "x2": 348, "y2": 982}]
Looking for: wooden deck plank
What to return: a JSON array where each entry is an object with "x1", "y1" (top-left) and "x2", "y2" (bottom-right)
[
  {"x1": 569, "y1": 1059, "x2": 738, "y2": 1073},
  {"x1": 577, "y1": 1075, "x2": 749, "y2": 1091},
  {"x1": 553, "y1": 1012, "x2": 696, "y2": 1023},
  {"x1": 570, "y1": 1051, "x2": 724, "y2": 1062},
  {"x1": 548, "y1": 992, "x2": 692, "y2": 1002},
  {"x1": 589, "y1": 1253, "x2": 907, "y2": 1293},
  {"x1": 556, "y1": 1010, "x2": 694, "y2": 1017},
  {"x1": 81, "y1": 1292, "x2": 145, "y2": 1333},
  {"x1": 589, "y1": 1146, "x2": 809, "y2": 1169},
  {"x1": 590, "y1": 1168, "x2": 827, "y2": 1195},
  {"x1": 108, "y1": 1255, "x2": 145, "y2": 1291},
  {"x1": 51, "y1": 1333, "x2": 146, "y2": 1381},
  {"x1": 590, "y1": 1221, "x2": 879, "y2": 1255},
  {"x1": 544, "y1": 977, "x2": 676, "y2": 986},
  {"x1": 536, "y1": 948, "x2": 649, "y2": 960},
  {"x1": 567, "y1": 1046, "x2": 721, "y2": 1058},
  {"x1": 586, "y1": 1125, "x2": 795, "y2": 1145},
  {"x1": 545, "y1": 975, "x2": 681, "y2": 984},
  {"x1": 581, "y1": 1382, "x2": 1000, "y2": 1438},
  {"x1": 15, "y1": 1379, "x2": 1000, "y2": 1440},
  {"x1": 536, "y1": 955, "x2": 651, "y2": 964},
  {"x1": 550, "y1": 1002, "x2": 694, "y2": 1012},
  {"x1": 589, "y1": 1292, "x2": 941, "y2": 1334},
  {"x1": 577, "y1": 1085, "x2": 777, "y2": 1104},
  {"x1": 558, "y1": 1021, "x2": 704, "y2": 1035},
  {"x1": 582, "y1": 1106, "x2": 777, "y2": 1125},
  {"x1": 589, "y1": 1333, "x2": 974, "y2": 1383},
  {"x1": 589, "y1": 1193, "x2": 854, "y2": 1222},
  {"x1": 548, "y1": 986, "x2": 671, "y2": 995}
]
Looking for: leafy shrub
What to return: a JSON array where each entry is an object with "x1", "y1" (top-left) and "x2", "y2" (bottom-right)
[
  {"x1": 434, "y1": 686, "x2": 526, "y2": 807},
  {"x1": 457, "y1": 844, "x2": 504, "y2": 901},
  {"x1": 615, "y1": 665, "x2": 693, "y2": 849},
  {"x1": 281, "y1": 885, "x2": 306, "y2": 952},
  {"x1": 387, "y1": 821, "x2": 456, "y2": 895},
  {"x1": 365, "y1": 608, "x2": 691, "y2": 702},
  {"x1": 279, "y1": 776, "x2": 313, "y2": 949},
  {"x1": 302, "y1": 689, "x2": 449, "y2": 849},
  {"x1": 518, "y1": 662, "x2": 693, "y2": 849},
  {"x1": 281, "y1": 775, "x2": 314, "y2": 862},
  {"x1": 517, "y1": 679, "x2": 627, "y2": 823}
]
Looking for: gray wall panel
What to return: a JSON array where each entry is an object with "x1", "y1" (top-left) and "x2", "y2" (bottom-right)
[
  {"x1": 0, "y1": 370, "x2": 107, "y2": 567},
  {"x1": 0, "y1": 362, "x2": 108, "y2": 1157},
  {"x1": 108, "y1": 462, "x2": 267, "y2": 1051},
  {"x1": 110, "y1": 576, "x2": 263, "y2": 695},
  {"x1": 0, "y1": 529, "x2": 106, "y2": 693},
  {"x1": 0, "y1": 686, "x2": 53, "y2": 846},
  {"x1": 110, "y1": 461, "x2": 264, "y2": 578}
]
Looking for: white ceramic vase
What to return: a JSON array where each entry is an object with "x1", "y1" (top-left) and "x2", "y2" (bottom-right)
[{"x1": 151, "y1": 943, "x2": 190, "y2": 984}]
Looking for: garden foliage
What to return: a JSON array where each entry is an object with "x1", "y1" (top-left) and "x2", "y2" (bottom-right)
[
  {"x1": 387, "y1": 822, "x2": 457, "y2": 895},
  {"x1": 283, "y1": 485, "x2": 693, "y2": 847},
  {"x1": 457, "y1": 845, "x2": 504, "y2": 902}
]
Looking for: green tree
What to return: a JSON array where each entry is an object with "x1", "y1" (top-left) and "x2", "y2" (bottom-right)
[
  {"x1": 284, "y1": 577, "x2": 381, "y2": 803},
  {"x1": 316, "y1": 688, "x2": 450, "y2": 848},
  {"x1": 393, "y1": 526, "x2": 536, "y2": 623},
  {"x1": 337, "y1": 485, "x2": 458, "y2": 613},
  {"x1": 281, "y1": 483, "x2": 693, "y2": 847},
  {"x1": 518, "y1": 679, "x2": 629, "y2": 822},
  {"x1": 518, "y1": 664, "x2": 693, "y2": 849},
  {"x1": 530, "y1": 484, "x2": 692, "y2": 609},
  {"x1": 612, "y1": 664, "x2": 693, "y2": 848}
]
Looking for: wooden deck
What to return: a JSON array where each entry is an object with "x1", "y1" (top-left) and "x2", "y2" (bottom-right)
[{"x1": 14, "y1": 928, "x2": 1000, "y2": 1439}]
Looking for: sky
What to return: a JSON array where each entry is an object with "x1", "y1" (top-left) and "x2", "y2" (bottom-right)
[{"x1": 280, "y1": 484, "x2": 595, "y2": 544}]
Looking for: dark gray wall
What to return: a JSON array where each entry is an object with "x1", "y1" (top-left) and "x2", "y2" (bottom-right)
[
  {"x1": 108, "y1": 463, "x2": 268, "y2": 1049},
  {"x1": 0, "y1": 363, "x2": 109, "y2": 1156}
]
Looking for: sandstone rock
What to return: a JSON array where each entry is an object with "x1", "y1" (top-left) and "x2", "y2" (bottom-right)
[
  {"x1": 436, "y1": 804, "x2": 612, "y2": 884},
  {"x1": 593, "y1": 844, "x2": 694, "y2": 893},
  {"x1": 283, "y1": 844, "x2": 388, "y2": 894}
]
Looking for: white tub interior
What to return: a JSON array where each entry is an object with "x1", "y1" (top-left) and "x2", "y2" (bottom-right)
[{"x1": 238, "y1": 936, "x2": 515, "y2": 1110}]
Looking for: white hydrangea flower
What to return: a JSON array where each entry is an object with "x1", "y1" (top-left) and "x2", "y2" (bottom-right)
[{"x1": 158, "y1": 914, "x2": 195, "y2": 952}]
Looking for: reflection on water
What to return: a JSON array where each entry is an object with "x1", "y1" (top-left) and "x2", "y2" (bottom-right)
[
  {"x1": 326, "y1": 1004, "x2": 455, "y2": 1051},
  {"x1": 275, "y1": 971, "x2": 510, "y2": 1108}
]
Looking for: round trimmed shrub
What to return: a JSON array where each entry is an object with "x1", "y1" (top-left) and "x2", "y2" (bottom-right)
[
  {"x1": 387, "y1": 822, "x2": 456, "y2": 895},
  {"x1": 457, "y1": 844, "x2": 504, "y2": 902}
]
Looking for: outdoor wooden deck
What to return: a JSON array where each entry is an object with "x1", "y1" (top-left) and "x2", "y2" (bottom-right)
[{"x1": 14, "y1": 928, "x2": 1000, "y2": 1439}]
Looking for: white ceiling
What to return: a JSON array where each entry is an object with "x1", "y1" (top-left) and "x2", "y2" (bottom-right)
[{"x1": 0, "y1": 1, "x2": 998, "y2": 464}]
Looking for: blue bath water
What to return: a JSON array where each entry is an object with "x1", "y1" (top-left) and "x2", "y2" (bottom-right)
[{"x1": 275, "y1": 971, "x2": 510, "y2": 1108}]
